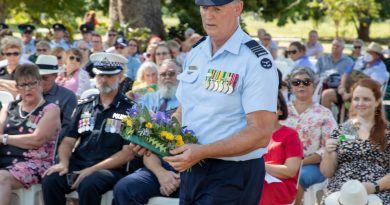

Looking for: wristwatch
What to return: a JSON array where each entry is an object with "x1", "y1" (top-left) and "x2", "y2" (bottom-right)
[
  {"x1": 373, "y1": 181, "x2": 380, "y2": 193},
  {"x1": 1, "y1": 134, "x2": 8, "y2": 145}
]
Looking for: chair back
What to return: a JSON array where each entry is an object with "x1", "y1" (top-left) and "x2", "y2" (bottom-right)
[{"x1": 0, "y1": 91, "x2": 14, "y2": 105}]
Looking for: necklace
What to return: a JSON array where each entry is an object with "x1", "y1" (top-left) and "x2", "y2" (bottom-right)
[{"x1": 19, "y1": 97, "x2": 45, "y2": 119}]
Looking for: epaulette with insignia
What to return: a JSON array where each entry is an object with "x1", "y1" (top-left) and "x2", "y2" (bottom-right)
[
  {"x1": 245, "y1": 40, "x2": 269, "y2": 58},
  {"x1": 192, "y1": 36, "x2": 207, "y2": 48},
  {"x1": 77, "y1": 95, "x2": 97, "y2": 105},
  {"x1": 122, "y1": 95, "x2": 135, "y2": 105}
]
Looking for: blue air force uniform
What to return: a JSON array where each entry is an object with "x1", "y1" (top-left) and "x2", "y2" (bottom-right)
[{"x1": 176, "y1": 25, "x2": 278, "y2": 204}]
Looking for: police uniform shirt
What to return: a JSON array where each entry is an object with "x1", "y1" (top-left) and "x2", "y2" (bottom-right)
[
  {"x1": 65, "y1": 93, "x2": 134, "y2": 167},
  {"x1": 23, "y1": 39, "x2": 36, "y2": 56},
  {"x1": 43, "y1": 83, "x2": 77, "y2": 139},
  {"x1": 176, "y1": 26, "x2": 278, "y2": 161},
  {"x1": 50, "y1": 39, "x2": 70, "y2": 50}
]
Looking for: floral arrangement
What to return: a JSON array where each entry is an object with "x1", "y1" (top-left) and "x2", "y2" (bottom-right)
[{"x1": 121, "y1": 105, "x2": 198, "y2": 157}]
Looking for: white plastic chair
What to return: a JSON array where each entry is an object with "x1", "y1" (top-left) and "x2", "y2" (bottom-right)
[
  {"x1": 146, "y1": 196, "x2": 180, "y2": 205},
  {"x1": 12, "y1": 184, "x2": 42, "y2": 205},
  {"x1": 66, "y1": 190, "x2": 113, "y2": 205},
  {"x1": 0, "y1": 90, "x2": 14, "y2": 105},
  {"x1": 303, "y1": 179, "x2": 328, "y2": 205},
  {"x1": 80, "y1": 88, "x2": 100, "y2": 99}
]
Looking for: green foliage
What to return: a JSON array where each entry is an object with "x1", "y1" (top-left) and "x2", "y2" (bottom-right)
[{"x1": 126, "y1": 27, "x2": 152, "y2": 52}]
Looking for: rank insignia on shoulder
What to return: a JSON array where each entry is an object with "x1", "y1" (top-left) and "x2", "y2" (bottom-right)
[
  {"x1": 245, "y1": 40, "x2": 269, "y2": 58},
  {"x1": 203, "y1": 69, "x2": 238, "y2": 95},
  {"x1": 260, "y1": 58, "x2": 273, "y2": 69}
]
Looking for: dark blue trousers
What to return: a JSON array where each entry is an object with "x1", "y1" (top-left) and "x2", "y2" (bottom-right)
[
  {"x1": 113, "y1": 162, "x2": 179, "y2": 205},
  {"x1": 179, "y1": 158, "x2": 265, "y2": 205},
  {"x1": 42, "y1": 163, "x2": 124, "y2": 205}
]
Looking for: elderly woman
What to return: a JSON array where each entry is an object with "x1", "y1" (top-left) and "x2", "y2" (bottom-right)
[
  {"x1": 321, "y1": 78, "x2": 390, "y2": 204},
  {"x1": 288, "y1": 41, "x2": 316, "y2": 72},
  {"x1": 28, "y1": 40, "x2": 51, "y2": 63},
  {"x1": 50, "y1": 47, "x2": 66, "y2": 70},
  {"x1": 56, "y1": 48, "x2": 91, "y2": 97},
  {"x1": 129, "y1": 61, "x2": 158, "y2": 101},
  {"x1": 280, "y1": 67, "x2": 337, "y2": 205},
  {"x1": 259, "y1": 91, "x2": 304, "y2": 205},
  {"x1": 153, "y1": 43, "x2": 173, "y2": 66},
  {"x1": 0, "y1": 64, "x2": 60, "y2": 204}
]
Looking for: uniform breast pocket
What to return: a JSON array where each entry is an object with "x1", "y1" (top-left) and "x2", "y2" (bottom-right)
[{"x1": 177, "y1": 70, "x2": 199, "y2": 84}]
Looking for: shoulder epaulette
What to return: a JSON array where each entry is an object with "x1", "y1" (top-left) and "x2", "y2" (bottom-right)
[
  {"x1": 77, "y1": 94, "x2": 97, "y2": 105},
  {"x1": 244, "y1": 40, "x2": 269, "y2": 58},
  {"x1": 192, "y1": 36, "x2": 207, "y2": 48}
]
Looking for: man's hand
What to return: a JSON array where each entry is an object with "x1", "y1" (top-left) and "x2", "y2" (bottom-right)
[
  {"x1": 130, "y1": 143, "x2": 152, "y2": 156},
  {"x1": 362, "y1": 182, "x2": 375, "y2": 194},
  {"x1": 71, "y1": 167, "x2": 96, "y2": 189},
  {"x1": 164, "y1": 144, "x2": 204, "y2": 172},
  {"x1": 43, "y1": 163, "x2": 69, "y2": 177},
  {"x1": 156, "y1": 170, "x2": 180, "y2": 196}
]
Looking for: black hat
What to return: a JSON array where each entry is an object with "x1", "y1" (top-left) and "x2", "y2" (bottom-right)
[
  {"x1": 18, "y1": 24, "x2": 35, "y2": 33},
  {"x1": 52, "y1": 23, "x2": 66, "y2": 31},
  {"x1": 79, "y1": 24, "x2": 93, "y2": 34},
  {"x1": 114, "y1": 37, "x2": 128, "y2": 47},
  {"x1": 90, "y1": 52, "x2": 128, "y2": 75},
  {"x1": 195, "y1": 0, "x2": 234, "y2": 6},
  {"x1": 0, "y1": 23, "x2": 8, "y2": 30}
]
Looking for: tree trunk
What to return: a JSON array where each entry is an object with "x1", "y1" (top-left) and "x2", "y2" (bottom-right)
[
  {"x1": 357, "y1": 18, "x2": 371, "y2": 41},
  {"x1": 117, "y1": 0, "x2": 166, "y2": 39},
  {"x1": 334, "y1": 20, "x2": 340, "y2": 38},
  {"x1": 0, "y1": 0, "x2": 9, "y2": 23},
  {"x1": 108, "y1": 0, "x2": 120, "y2": 29}
]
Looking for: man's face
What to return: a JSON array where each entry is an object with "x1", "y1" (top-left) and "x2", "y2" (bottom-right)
[
  {"x1": 54, "y1": 30, "x2": 64, "y2": 39},
  {"x1": 82, "y1": 32, "x2": 92, "y2": 42},
  {"x1": 308, "y1": 32, "x2": 318, "y2": 44},
  {"x1": 115, "y1": 45, "x2": 128, "y2": 57},
  {"x1": 158, "y1": 63, "x2": 178, "y2": 86},
  {"x1": 199, "y1": 1, "x2": 243, "y2": 39},
  {"x1": 331, "y1": 40, "x2": 344, "y2": 57},
  {"x1": 96, "y1": 73, "x2": 120, "y2": 94},
  {"x1": 22, "y1": 32, "x2": 33, "y2": 42},
  {"x1": 41, "y1": 73, "x2": 57, "y2": 93},
  {"x1": 92, "y1": 36, "x2": 103, "y2": 52}
]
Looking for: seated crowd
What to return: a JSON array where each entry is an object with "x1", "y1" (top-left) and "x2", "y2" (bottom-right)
[{"x1": 0, "y1": 21, "x2": 389, "y2": 205}]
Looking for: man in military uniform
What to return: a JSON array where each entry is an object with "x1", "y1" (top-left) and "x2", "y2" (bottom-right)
[
  {"x1": 35, "y1": 55, "x2": 77, "y2": 150},
  {"x1": 18, "y1": 23, "x2": 36, "y2": 56},
  {"x1": 42, "y1": 52, "x2": 135, "y2": 205},
  {"x1": 74, "y1": 23, "x2": 93, "y2": 49},
  {"x1": 138, "y1": 0, "x2": 277, "y2": 204},
  {"x1": 50, "y1": 23, "x2": 70, "y2": 50}
]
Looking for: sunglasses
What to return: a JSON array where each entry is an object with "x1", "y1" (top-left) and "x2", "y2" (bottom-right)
[
  {"x1": 353, "y1": 46, "x2": 362, "y2": 49},
  {"x1": 159, "y1": 71, "x2": 176, "y2": 77},
  {"x1": 128, "y1": 44, "x2": 137, "y2": 47},
  {"x1": 291, "y1": 78, "x2": 312, "y2": 87},
  {"x1": 69, "y1": 56, "x2": 81, "y2": 62},
  {"x1": 108, "y1": 34, "x2": 117, "y2": 37},
  {"x1": 56, "y1": 56, "x2": 62, "y2": 60},
  {"x1": 37, "y1": 48, "x2": 48, "y2": 52},
  {"x1": 286, "y1": 50, "x2": 298, "y2": 55},
  {"x1": 115, "y1": 46, "x2": 125, "y2": 50},
  {"x1": 16, "y1": 81, "x2": 39, "y2": 90},
  {"x1": 156, "y1": 52, "x2": 168, "y2": 56},
  {"x1": 3, "y1": 52, "x2": 20, "y2": 57},
  {"x1": 92, "y1": 41, "x2": 101, "y2": 44},
  {"x1": 79, "y1": 48, "x2": 89, "y2": 52}
]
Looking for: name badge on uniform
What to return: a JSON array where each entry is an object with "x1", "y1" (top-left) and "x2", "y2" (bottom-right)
[
  {"x1": 187, "y1": 66, "x2": 198, "y2": 75},
  {"x1": 204, "y1": 69, "x2": 239, "y2": 95}
]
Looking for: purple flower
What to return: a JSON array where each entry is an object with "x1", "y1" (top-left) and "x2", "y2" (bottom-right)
[
  {"x1": 180, "y1": 127, "x2": 194, "y2": 136},
  {"x1": 127, "y1": 104, "x2": 139, "y2": 117},
  {"x1": 155, "y1": 111, "x2": 172, "y2": 125}
]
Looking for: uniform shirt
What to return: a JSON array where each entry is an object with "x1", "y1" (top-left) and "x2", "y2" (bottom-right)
[
  {"x1": 43, "y1": 83, "x2": 77, "y2": 139},
  {"x1": 65, "y1": 93, "x2": 134, "y2": 168},
  {"x1": 139, "y1": 91, "x2": 179, "y2": 113},
  {"x1": 316, "y1": 54, "x2": 354, "y2": 76},
  {"x1": 23, "y1": 39, "x2": 36, "y2": 56},
  {"x1": 176, "y1": 27, "x2": 278, "y2": 161},
  {"x1": 353, "y1": 58, "x2": 389, "y2": 86},
  {"x1": 305, "y1": 42, "x2": 324, "y2": 57},
  {"x1": 50, "y1": 39, "x2": 70, "y2": 50}
]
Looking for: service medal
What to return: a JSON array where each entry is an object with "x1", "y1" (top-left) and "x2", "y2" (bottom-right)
[
  {"x1": 222, "y1": 81, "x2": 229, "y2": 93},
  {"x1": 227, "y1": 85, "x2": 234, "y2": 94},
  {"x1": 105, "y1": 119, "x2": 112, "y2": 132}
]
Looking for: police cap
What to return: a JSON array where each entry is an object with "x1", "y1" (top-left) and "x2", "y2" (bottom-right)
[
  {"x1": 90, "y1": 52, "x2": 128, "y2": 75},
  {"x1": 52, "y1": 23, "x2": 66, "y2": 32},
  {"x1": 18, "y1": 24, "x2": 35, "y2": 34},
  {"x1": 79, "y1": 24, "x2": 93, "y2": 34},
  {"x1": 195, "y1": 0, "x2": 234, "y2": 6}
]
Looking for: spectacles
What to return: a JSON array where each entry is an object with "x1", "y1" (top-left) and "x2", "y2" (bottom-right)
[
  {"x1": 128, "y1": 44, "x2": 137, "y2": 47},
  {"x1": 108, "y1": 34, "x2": 117, "y2": 37},
  {"x1": 353, "y1": 46, "x2": 362, "y2": 49},
  {"x1": 286, "y1": 50, "x2": 298, "y2": 55},
  {"x1": 92, "y1": 41, "x2": 101, "y2": 44},
  {"x1": 16, "y1": 81, "x2": 39, "y2": 90},
  {"x1": 3, "y1": 52, "x2": 20, "y2": 57},
  {"x1": 262, "y1": 38, "x2": 271, "y2": 41},
  {"x1": 69, "y1": 56, "x2": 81, "y2": 62},
  {"x1": 156, "y1": 52, "x2": 168, "y2": 56},
  {"x1": 79, "y1": 48, "x2": 89, "y2": 52},
  {"x1": 37, "y1": 48, "x2": 48, "y2": 52},
  {"x1": 56, "y1": 56, "x2": 62, "y2": 60},
  {"x1": 291, "y1": 78, "x2": 312, "y2": 87},
  {"x1": 115, "y1": 46, "x2": 125, "y2": 50},
  {"x1": 160, "y1": 71, "x2": 176, "y2": 77}
]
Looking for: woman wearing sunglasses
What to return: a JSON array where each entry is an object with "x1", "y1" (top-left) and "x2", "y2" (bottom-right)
[
  {"x1": 56, "y1": 48, "x2": 91, "y2": 98},
  {"x1": 153, "y1": 43, "x2": 173, "y2": 66},
  {"x1": 0, "y1": 64, "x2": 60, "y2": 204},
  {"x1": 281, "y1": 67, "x2": 337, "y2": 205},
  {"x1": 287, "y1": 41, "x2": 316, "y2": 72}
]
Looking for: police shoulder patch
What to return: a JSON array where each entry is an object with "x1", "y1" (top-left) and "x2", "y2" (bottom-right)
[
  {"x1": 192, "y1": 36, "x2": 207, "y2": 48},
  {"x1": 244, "y1": 40, "x2": 269, "y2": 58},
  {"x1": 260, "y1": 58, "x2": 273, "y2": 69}
]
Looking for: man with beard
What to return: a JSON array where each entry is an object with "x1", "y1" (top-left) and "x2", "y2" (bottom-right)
[
  {"x1": 42, "y1": 52, "x2": 136, "y2": 205},
  {"x1": 138, "y1": 59, "x2": 180, "y2": 114}
]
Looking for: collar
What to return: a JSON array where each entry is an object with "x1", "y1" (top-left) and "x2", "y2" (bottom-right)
[
  {"x1": 201, "y1": 26, "x2": 245, "y2": 59},
  {"x1": 44, "y1": 83, "x2": 59, "y2": 96},
  {"x1": 93, "y1": 91, "x2": 124, "y2": 109}
]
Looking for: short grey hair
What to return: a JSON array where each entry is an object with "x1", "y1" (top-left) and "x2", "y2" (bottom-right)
[
  {"x1": 159, "y1": 59, "x2": 182, "y2": 73},
  {"x1": 290, "y1": 66, "x2": 316, "y2": 83},
  {"x1": 332, "y1": 38, "x2": 345, "y2": 48}
]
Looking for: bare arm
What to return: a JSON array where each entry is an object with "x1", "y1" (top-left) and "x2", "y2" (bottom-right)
[
  {"x1": 0, "y1": 105, "x2": 8, "y2": 134},
  {"x1": 266, "y1": 157, "x2": 302, "y2": 179},
  {"x1": 1, "y1": 105, "x2": 61, "y2": 149},
  {"x1": 320, "y1": 138, "x2": 339, "y2": 178},
  {"x1": 0, "y1": 79, "x2": 17, "y2": 97},
  {"x1": 302, "y1": 153, "x2": 321, "y2": 165}
]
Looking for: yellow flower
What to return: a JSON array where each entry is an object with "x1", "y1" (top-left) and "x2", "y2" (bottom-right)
[
  {"x1": 176, "y1": 139, "x2": 184, "y2": 147},
  {"x1": 175, "y1": 135, "x2": 183, "y2": 141},
  {"x1": 145, "y1": 122, "x2": 153, "y2": 129},
  {"x1": 126, "y1": 118, "x2": 133, "y2": 127},
  {"x1": 165, "y1": 133, "x2": 174, "y2": 141}
]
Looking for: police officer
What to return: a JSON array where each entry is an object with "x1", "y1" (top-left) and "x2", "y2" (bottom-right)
[
  {"x1": 42, "y1": 52, "x2": 135, "y2": 205},
  {"x1": 18, "y1": 23, "x2": 36, "y2": 56},
  {"x1": 35, "y1": 55, "x2": 77, "y2": 148},
  {"x1": 73, "y1": 23, "x2": 93, "y2": 49},
  {"x1": 50, "y1": 23, "x2": 70, "y2": 50},
  {"x1": 162, "y1": 0, "x2": 279, "y2": 204}
]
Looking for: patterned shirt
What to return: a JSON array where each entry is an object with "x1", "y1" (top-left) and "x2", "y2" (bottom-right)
[{"x1": 280, "y1": 102, "x2": 337, "y2": 157}]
